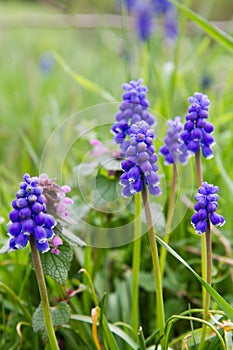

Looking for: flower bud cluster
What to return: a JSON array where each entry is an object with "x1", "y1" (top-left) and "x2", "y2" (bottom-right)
[
  {"x1": 160, "y1": 116, "x2": 189, "y2": 165},
  {"x1": 191, "y1": 182, "x2": 225, "y2": 234},
  {"x1": 181, "y1": 92, "x2": 215, "y2": 159},
  {"x1": 8, "y1": 174, "x2": 56, "y2": 253},
  {"x1": 38, "y1": 173, "x2": 73, "y2": 219},
  {"x1": 120, "y1": 121, "x2": 161, "y2": 197},
  {"x1": 111, "y1": 79, "x2": 155, "y2": 154}
]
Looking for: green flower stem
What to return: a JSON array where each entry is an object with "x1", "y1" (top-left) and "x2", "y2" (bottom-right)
[
  {"x1": 195, "y1": 152, "x2": 206, "y2": 306},
  {"x1": 195, "y1": 151, "x2": 212, "y2": 349},
  {"x1": 29, "y1": 237, "x2": 59, "y2": 350},
  {"x1": 131, "y1": 192, "x2": 142, "y2": 333},
  {"x1": 199, "y1": 220, "x2": 212, "y2": 349},
  {"x1": 141, "y1": 181, "x2": 165, "y2": 346},
  {"x1": 160, "y1": 164, "x2": 178, "y2": 278}
]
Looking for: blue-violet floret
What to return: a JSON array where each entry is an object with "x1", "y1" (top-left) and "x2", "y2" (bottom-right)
[
  {"x1": 120, "y1": 120, "x2": 161, "y2": 197},
  {"x1": 191, "y1": 182, "x2": 225, "y2": 234},
  {"x1": 181, "y1": 92, "x2": 215, "y2": 159},
  {"x1": 8, "y1": 174, "x2": 56, "y2": 253},
  {"x1": 160, "y1": 116, "x2": 189, "y2": 165}
]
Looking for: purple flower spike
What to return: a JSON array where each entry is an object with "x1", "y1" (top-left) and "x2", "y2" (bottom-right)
[
  {"x1": 191, "y1": 182, "x2": 225, "y2": 234},
  {"x1": 120, "y1": 120, "x2": 161, "y2": 197},
  {"x1": 159, "y1": 116, "x2": 189, "y2": 165},
  {"x1": 111, "y1": 79, "x2": 155, "y2": 156},
  {"x1": 181, "y1": 92, "x2": 215, "y2": 158},
  {"x1": 135, "y1": 3, "x2": 154, "y2": 41},
  {"x1": 8, "y1": 174, "x2": 56, "y2": 253}
]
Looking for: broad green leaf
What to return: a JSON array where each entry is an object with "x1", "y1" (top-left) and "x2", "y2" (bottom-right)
[
  {"x1": 40, "y1": 241, "x2": 73, "y2": 285},
  {"x1": 55, "y1": 223, "x2": 86, "y2": 248},
  {"x1": 139, "y1": 271, "x2": 155, "y2": 292},
  {"x1": 96, "y1": 174, "x2": 119, "y2": 202},
  {"x1": 53, "y1": 51, "x2": 116, "y2": 102},
  {"x1": 32, "y1": 302, "x2": 71, "y2": 337},
  {"x1": 170, "y1": 0, "x2": 233, "y2": 51},
  {"x1": 156, "y1": 235, "x2": 233, "y2": 320},
  {"x1": 70, "y1": 314, "x2": 139, "y2": 349},
  {"x1": 74, "y1": 161, "x2": 99, "y2": 176},
  {"x1": 98, "y1": 153, "x2": 122, "y2": 171}
]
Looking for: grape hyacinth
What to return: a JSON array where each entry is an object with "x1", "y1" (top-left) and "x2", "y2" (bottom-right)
[
  {"x1": 151, "y1": 0, "x2": 173, "y2": 15},
  {"x1": 191, "y1": 182, "x2": 225, "y2": 234},
  {"x1": 8, "y1": 174, "x2": 56, "y2": 253},
  {"x1": 120, "y1": 120, "x2": 161, "y2": 197},
  {"x1": 111, "y1": 79, "x2": 155, "y2": 155},
  {"x1": 181, "y1": 92, "x2": 215, "y2": 159},
  {"x1": 135, "y1": 3, "x2": 154, "y2": 41},
  {"x1": 160, "y1": 116, "x2": 189, "y2": 165}
]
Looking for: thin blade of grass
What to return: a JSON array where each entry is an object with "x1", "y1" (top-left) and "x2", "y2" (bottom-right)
[
  {"x1": 156, "y1": 235, "x2": 233, "y2": 321},
  {"x1": 53, "y1": 51, "x2": 117, "y2": 102},
  {"x1": 70, "y1": 314, "x2": 139, "y2": 349},
  {"x1": 170, "y1": 0, "x2": 233, "y2": 51}
]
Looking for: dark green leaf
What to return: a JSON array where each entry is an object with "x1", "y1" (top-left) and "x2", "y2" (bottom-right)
[
  {"x1": 40, "y1": 241, "x2": 73, "y2": 285},
  {"x1": 96, "y1": 174, "x2": 120, "y2": 202},
  {"x1": 139, "y1": 271, "x2": 155, "y2": 292},
  {"x1": 99, "y1": 153, "x2": 122, "y2": 171},
  {"x1": 74, "y1": 161, "x2": 99, "y2": 176},
  {"x1": 55, "y1": 224, "x2": 86, "y2": 248},
  {"x1": 32, "y1": 302, "x2": 71, "y2": 337}
]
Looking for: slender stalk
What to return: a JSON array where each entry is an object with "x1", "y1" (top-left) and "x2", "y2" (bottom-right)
[
  {"x1": 195, "y1": 152, "x2": 206, "y2": 306},
  {"x1": 131, "y1": 192, "x2": 142, "y2": 333},
  {"x1": 29, "y1": 237, "x2": 59, "y2": 350},
  {"x1": 141, "y1": 181, "x2": 165, "y2": 346},
  {"x1": 195, "y1": 151, "x2": 212, "y2": 349},
  {"x1": 160, "y1": 164, "x2": 178, "y2": 278},
  {"x1": 195, "y1": 150, "x2": 203, "y2": 187},
  {"x1": 199, "y1": 220, "x2": 212, "y2": 349}
]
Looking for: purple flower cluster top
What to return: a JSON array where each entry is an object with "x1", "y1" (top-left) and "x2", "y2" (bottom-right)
[
  {"x1": 191, "y1": 182, "x2": 225, "y2": 234},
  {"x1": 181, "y1": 92, "x2": 215, "y2": 159},
  {"x1": 8, "y1": 174, "x2": 56, "y2": 253},
  {"x1": 120, "y1": 120, "x2": 161, "y2": 197},
  {"x1": 160, "y1": 116, "x2": 189, "y2": 165},
  {"x1": 111, "y1": 79, "x2": 155, "y2": 155}
]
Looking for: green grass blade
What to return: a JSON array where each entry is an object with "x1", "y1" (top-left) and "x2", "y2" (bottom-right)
[
  {"x1": 215, "y1": 148, "x2": 233, "y2": 195},
  {"x1": 170, "y1": 0, "x2": 233, "y2": 51},
  {"x1": 156, "y1": 235, "x2": 233, "y2": 320},
  {"x1": 0, "y1": 282, "x2": 31, "y2": 321},
  {"x1": 53, "y1": 51, "x2": 117, "y2": 102},
  {"x1": 70, "y1": 315, "x2": 139, "y2": 349}
]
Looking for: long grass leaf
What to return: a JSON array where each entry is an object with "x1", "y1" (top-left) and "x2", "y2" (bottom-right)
[
  {"x1": 70, "y1": 314, "x2": 139, "y2": 349},
  {"x1": 170, "y1": 0, "x2": 233, "y2": 51},
  {"x1": 53, "y1": 51, "x2": 116, "y2": 102},
  {"x1": 156, "y1": 235, "x2": 233, "y2": 320},
  {"x1": 0, "y1": 282, "x2": 31, "y2": 321}
]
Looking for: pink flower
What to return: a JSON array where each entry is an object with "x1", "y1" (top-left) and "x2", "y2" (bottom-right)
[
  {"x1": 38, "y1": 173, "x2": 73, "y2": 219},
  {"x1": 51, "y1": 235, "x2": 63, "y2": 255},
  {"x1": 90, "y1": 139, "x2": 109, "y2": 157}
]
